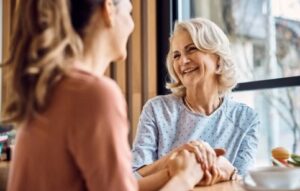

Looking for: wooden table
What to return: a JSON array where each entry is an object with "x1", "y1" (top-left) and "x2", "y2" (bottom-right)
[{"x1": 193, "y1": 181, "x2": 246, "y2": 191}]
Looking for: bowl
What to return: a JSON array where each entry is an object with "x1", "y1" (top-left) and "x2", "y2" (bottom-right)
[{"x1": 249, "y1": 166, "x2": 300, "y2": 189}]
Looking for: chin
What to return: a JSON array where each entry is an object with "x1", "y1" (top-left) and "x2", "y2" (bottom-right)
[{"x1": 114, "y1": 50, "x2": 127, "y2": 62}]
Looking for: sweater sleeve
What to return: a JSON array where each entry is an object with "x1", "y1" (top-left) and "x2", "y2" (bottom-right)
[{"x1": 67, "y1": 77, "x2": 137, "y2": 191}]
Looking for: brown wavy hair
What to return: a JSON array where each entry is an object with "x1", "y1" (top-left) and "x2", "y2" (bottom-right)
[{"x1": 2, "y1": 0, "x2": 86, "y2": 124}]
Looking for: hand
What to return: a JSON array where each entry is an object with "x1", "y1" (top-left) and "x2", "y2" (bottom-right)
[
  {"x1": 167, "y1": 150, "x2": 203, "y2": 189},
  {"x1": 215, "y1": 156, "x2": 236, "y2": 181},
  {"x1": 148, "y1": 142, "x2": 225, "y2": 175},
  {"x1": 175, "y1": 140, "x2": 220, "y2": 171},
  {"x1": 197, "y1": 165, "x2": 226, "y2": 186},
  {"x1": 197, "y1": 156, "x2": 235, "y2": 186}
]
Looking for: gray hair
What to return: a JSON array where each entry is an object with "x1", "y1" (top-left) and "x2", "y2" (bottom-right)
[{"x1": 166, "y1": 17, "x2": 237, "y2": 97}]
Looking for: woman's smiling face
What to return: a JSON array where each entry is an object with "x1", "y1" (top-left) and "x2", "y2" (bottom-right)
[{"x1": 171, "y1": 29, "x2": 219, "y2": 88}]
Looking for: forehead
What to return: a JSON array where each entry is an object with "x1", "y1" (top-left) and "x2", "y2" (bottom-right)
[{"x1": 171, "y1": 29, "x2": 193, "y2": 51}]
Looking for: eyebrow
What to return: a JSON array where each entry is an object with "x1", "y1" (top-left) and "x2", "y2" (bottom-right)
[
  {"x1": 172, "y1": 43, "x2": 195, "y2": 55},
  {"x1": 185, "y1": 43, "x2": 195, "y2": 49}
]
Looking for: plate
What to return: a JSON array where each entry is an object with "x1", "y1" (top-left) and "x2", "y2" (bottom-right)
[{"x1": 242, "y1": 175, "x2": 300, "y2": 191}]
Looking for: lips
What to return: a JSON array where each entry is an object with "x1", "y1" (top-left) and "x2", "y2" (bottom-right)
[{"x1": 182, "y1": 67, "x2": 199, "y2": 75}]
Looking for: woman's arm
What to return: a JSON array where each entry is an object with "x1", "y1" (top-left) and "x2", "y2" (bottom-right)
[
  {"x1": 138, "y1": 169, "x2": 171, "y2": 191},
  {"x1": 160, "y1": 150, "x2": 203, "y2": 191},
  {"x1": 233, "y1": 113, "x2": 260, "y2": 176},
  {"x1": 138, "y1": 149, "x2": 205, "y2": 191},
  {"x1": 132, "y1": 100, "x2": 159, "y2": 173}
]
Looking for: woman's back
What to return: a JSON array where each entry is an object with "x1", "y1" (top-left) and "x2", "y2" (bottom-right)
[{"x1": 7, "y1": 68, "x2": 137, "y2": 191}]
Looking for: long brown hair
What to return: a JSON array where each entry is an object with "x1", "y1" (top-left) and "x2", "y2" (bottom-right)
[{"x1": 2, "y1": 0, "x2": 84, "y2": 124}]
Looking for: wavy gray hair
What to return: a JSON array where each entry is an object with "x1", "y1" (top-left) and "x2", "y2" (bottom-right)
[{"x1": 166, "y1": 17, "x2": 237, "y2": 97}]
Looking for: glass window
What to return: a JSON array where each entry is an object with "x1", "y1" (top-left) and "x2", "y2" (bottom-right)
[
  {"x1": 232, "y1": 87, "x2": 300, "y2": 165},
  {"x1": 232, "y1": 87, "x2": 300, "y2": 166},
  {"x1": 177, "y1": 0, "x2": 300, "y2": 82}
]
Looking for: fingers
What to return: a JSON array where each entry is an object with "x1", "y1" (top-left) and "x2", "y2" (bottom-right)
[
  {"x1": 198, "y1": 170, "x2": 212, "y2": 186},
  {"x1": 210, "y1": 165, "x2": 221, "y2": 185},
  {"x1": 176, "y1": 143, "x2": 204, "y2": 164},
  {"x1": 193, "y1": 142, "x2": 207, "y2": 169},
  {"x1": 169, "y1": 152, "x2": 178, "y2": 160},
  {"x1": 173, "y1": 141, "x2": 223, "y2": 171},
  {"x1": 178, "y1": 149, "x2": 192, "y2": 161},
  {"x1": 203, "y1": 142, "x2": 216, "y2": 170},
  {"x1": 190, "y1": 140, "x2": 216, "y2": 170}
]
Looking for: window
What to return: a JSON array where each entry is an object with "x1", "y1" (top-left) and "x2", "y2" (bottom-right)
[{"x1": 232, "y1": 87, "x2": 300, "y2": 166}]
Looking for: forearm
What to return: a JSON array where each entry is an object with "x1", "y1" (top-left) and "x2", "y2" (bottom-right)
[
  {"x1": 160, "y1": 173, "x2": 192, "y2": 191},
  {"x1": 138, "y1": 154, "x2": 170, "y2": 177},
  {"x1": 138, "y1": 169, "x2": 170, "y2": 191},
  {"x1": 138, "y1": 161, "x2": 160, "y2": 177}
]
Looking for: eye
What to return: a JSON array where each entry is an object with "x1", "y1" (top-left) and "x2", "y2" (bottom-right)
[
  {"x1": 188, "y1": 46, "x2": 197, "y2": 52},
  {"x1": 173, "y1": 54, "x2": 180, "y2": 60}
]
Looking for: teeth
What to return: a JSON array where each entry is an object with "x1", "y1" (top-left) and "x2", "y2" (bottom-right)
[{"x1": 183, "y1": 68, "x2": 197, "y2": 74}]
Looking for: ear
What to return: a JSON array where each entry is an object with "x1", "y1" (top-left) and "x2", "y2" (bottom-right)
[
  {"x1": 101, "y1": 0, "x2": 115, "y2": 27},
  {"x1": 215, "y1": 57, "x2": 222, "y2": 74}
]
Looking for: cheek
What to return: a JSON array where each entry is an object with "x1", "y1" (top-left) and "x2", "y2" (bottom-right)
[
  {"x1": 173, "y1": 64, "x2": 183, "y2": 81},
  {"x1": 128, "y1": 17, "x2": 134, "y2": 33},
  {"x1": 122, "y1": 14, "x2": 134, "y2": 34},
  {"x1": 173, "y1": 63, "x2": 180, "y2": 75}
]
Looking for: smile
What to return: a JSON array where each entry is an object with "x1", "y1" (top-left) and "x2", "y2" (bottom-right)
[{"x1": 182, "y1": 67, "x2": 199, "y2": 75}]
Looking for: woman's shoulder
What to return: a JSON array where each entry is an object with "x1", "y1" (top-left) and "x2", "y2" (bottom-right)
[
  {"x1": 58, "y1": 69, "x2": 124, "y2": 104},
  {"x1": 226, "y1": 97, "x2": 257, "y2": 113},
  {"x1": 224, "y1": 97, "x2": 259, "y2": 124},
  {"x1": 144, "y1": 94, "x2": 181, "y2": 107}
]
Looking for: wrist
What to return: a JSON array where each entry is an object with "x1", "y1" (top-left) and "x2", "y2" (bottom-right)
[
  {"x1": 139, "y1": 162, "x2": 161, "y2": 177},
  {"x1": 153, "y1": 158, "x2": 165, "y2": 172},
  {"x1": 229, "y1": 167, "x2": 238, "y2": 181},
  {"x1": 172, "y1": 172, "x2": 194, "y2": 190}
]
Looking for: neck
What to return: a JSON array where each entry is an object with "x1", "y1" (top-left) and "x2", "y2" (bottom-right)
[
  {"x1": 184, "y1": 84, "x2": 221, "y2": 115},
  {"x1": 81, "y1": 50, "x2": 110, "y2": 76},
  {"x1": 80, "y1": 19, "x2": 114, "y2": 76}
]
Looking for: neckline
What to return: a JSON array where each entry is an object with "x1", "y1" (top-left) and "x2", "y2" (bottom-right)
[{"x1": 180, "y1": 96, "x2": 226, "y2": 117}]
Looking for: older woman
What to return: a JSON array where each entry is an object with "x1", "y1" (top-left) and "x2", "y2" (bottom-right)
[{"x1": 132, "y1": 17, "x2": 260, "y2": 184}]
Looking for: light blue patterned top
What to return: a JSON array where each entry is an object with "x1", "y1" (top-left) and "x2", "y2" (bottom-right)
[{"x1": 132, "y1": 94, "x2": 260, "y2": 176}]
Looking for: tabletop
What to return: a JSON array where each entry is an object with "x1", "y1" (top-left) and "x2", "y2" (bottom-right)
[{"x1": 193, "y1": 181, "x2": 246, "y2": 191}]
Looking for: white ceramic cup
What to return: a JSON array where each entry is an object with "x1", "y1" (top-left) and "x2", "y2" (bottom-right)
[{"x1": 249, "y1": 166, "x2": 300, "y2": 189}]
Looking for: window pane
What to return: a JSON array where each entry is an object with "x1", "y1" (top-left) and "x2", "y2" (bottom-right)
[
  {"x1": 232, "y1": 87, "x2": 300, "y2": 166},
  {"x1": 178, "y1": 0, "x2": 300, "y2": 82}
]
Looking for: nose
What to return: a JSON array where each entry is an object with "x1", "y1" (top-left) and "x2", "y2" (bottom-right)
[{"x1": 180, "y1": 54, "x2": 190, "y2": 66}]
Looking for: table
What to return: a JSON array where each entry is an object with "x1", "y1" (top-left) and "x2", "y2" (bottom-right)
[{"x1": 193, "y1": 181, "x2": 246, "y2": 191}]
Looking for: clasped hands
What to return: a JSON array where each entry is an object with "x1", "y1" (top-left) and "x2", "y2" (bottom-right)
[{"x1": 159, "y1": 141, "x2": 235, "y2": 189}]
